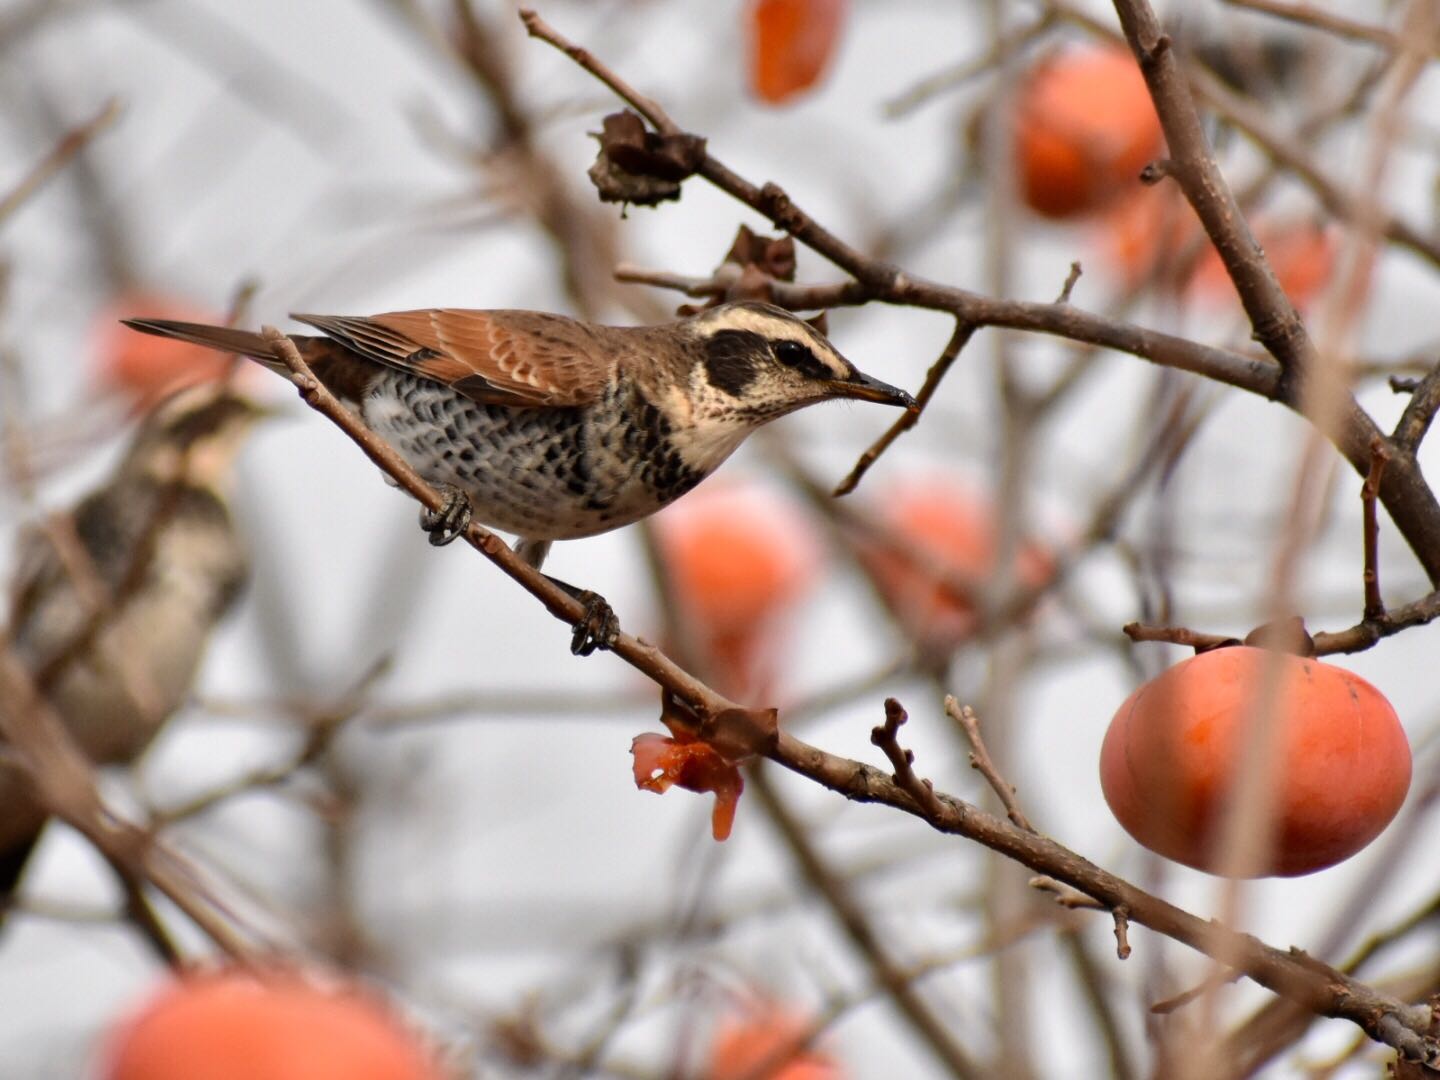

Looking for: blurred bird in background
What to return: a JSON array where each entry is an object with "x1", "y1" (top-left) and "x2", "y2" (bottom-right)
[{"x1": 0, "y1": 384, "x2": 264, "y2": 918}]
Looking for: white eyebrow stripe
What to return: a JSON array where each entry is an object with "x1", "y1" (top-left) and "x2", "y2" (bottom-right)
[{"x1": 699, "y1": 307, "x2": 850, "y2": 378}]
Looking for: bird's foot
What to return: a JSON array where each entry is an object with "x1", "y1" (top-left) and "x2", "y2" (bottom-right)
[
  {"x1": 420, "y1": 483, "x2": 472, "y2": 547},
  {"x1": 572, "y1": 590, "x2": 620, "y2": 656},
  {"x1": 546, "y1": 575, "x2": 620, "y2": 656}
]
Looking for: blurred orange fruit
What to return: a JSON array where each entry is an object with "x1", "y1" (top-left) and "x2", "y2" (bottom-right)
[
  {"x1": 654, "y1": 482, "x2": 820, "y2": 701},
  {"x1": 1095, "y1": 184, "x2": 1202, "y2": 290},
  {"x1": 92, "y1": 292, "x2": 243, "y2": 410},
  {"x1": 1013, "y1": 46, "x2": 1164, "y2": 219},
  {"x1": 1185, "y1": 219, "x2": 1336, "y2": 311},
  {"x1": 708, "y1": 1008, "x2": 842, "y2": 1080},
  {"x1": 746, "y1": 0, "x2": 847, "y2": 105},
  {"x1": 860, "y1": 480, "x2": 1053, "y2": 654},
  {"x1": 101, "y1": 969, "x2": 443, "y2": 1080},
  {"x1": 1096, "y1": 190, "x2": 1335, "y2": 313}
]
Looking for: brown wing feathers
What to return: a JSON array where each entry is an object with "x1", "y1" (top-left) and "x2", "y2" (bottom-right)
[
  {"x1": 124, "y1": 309, "x2": 614, "y2": 410},
  {"x1": 308, "y1": 310, "x2": 534, "y2": 406}
]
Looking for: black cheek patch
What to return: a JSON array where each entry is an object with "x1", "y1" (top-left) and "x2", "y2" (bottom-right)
[{"x1": 702, "y1": 329, "x2": 766, "y2": 396}]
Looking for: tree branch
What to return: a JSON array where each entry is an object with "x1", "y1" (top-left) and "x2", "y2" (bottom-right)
[{"x1": 519, "y1": 4, "x2": 1440, "y2": 588}]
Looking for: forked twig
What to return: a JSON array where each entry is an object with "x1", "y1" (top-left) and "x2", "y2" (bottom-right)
[
  {"x1": 945, "y1": 696, "x2": 1033, "y2": 833},
  {"x1": 834, "y1": 320, "x2": 973, "y2": 496}
]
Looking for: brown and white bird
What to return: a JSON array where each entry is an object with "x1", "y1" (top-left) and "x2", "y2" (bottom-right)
[
  {"x1": 123, "y1": 302, "x2": 913, "y2": 650},
  {"x1": 1, "y1": 385, "x2": 261, "y2": 911}
]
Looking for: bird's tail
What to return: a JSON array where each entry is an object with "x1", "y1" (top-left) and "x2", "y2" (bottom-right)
[{"x1": 121, "y1": 319, "x2": 288, "y2": 374}]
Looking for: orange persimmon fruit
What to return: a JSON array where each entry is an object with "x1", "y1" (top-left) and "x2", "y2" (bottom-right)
[
  {"x1": 859, "y1": 480, "x2": 1053, "y2": 654},
  {"x1": 708, "y1": 1007, "x2": 843, "y2": 1080},
  {"x1": 746, "y1": 0, "x2": 847, "y2": 105},
  {"x1": 1100, "y1": 646, "x2": 1411, "y2": 877},
  {"x1": 1013, "y1": 46, "x2": 1164, "y2": 219},
  {"x1": 101, "y1": 969, "x2": 443, "y2": 1080},
  {"x1": 1095, "y1": 184, "x2": 1203, "y2": 289},
  {"x1": 653, "y1": 482, "x2": 820, "y2": 701},
  {"x1": 1186, "y1": 219, "x2": 1336, "y2": 311}
]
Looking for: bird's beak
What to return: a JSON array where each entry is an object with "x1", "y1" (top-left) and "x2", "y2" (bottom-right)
[{"x1": 831, "y1": 369, "x2": 916, "y2": 410}]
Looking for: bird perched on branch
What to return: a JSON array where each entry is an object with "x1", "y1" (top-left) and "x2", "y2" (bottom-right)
[
  {"x1": 1, "y1": 385, "x2": 263, "y2": 916},
  {"x1": 124, "y1": 302, "x2": 913, "y2": 653}
]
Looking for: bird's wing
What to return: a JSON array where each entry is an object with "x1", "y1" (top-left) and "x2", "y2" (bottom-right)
[
  {"x1": 290, "y1": 309, "x2": 617, "y2": 408},
  {"x1": 6, "y1": 483, "x2": 146, "y2": 651}
]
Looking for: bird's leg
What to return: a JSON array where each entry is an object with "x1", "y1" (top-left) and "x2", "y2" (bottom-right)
[
  {"x1": 512, "y1": 538, "x2": 618, "y2": 656},
  {"x1": 545, "y1": 575, "x2": 620, "y2": 657},
  {"x1": 513, "y1": 538, "x2": 552, "y2": 569},
  {"x1": 419, "y1": 482, "x2": 472, "y2": 547}
]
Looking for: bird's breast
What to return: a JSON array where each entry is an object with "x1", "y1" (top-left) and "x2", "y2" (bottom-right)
[{"x1": 361, "y1": 373, "x2": 742, "y2": 541}]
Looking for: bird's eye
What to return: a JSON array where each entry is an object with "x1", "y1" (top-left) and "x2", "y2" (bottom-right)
[{"x1": 774, "y1": 340, "x2": 815, "y2": 369}]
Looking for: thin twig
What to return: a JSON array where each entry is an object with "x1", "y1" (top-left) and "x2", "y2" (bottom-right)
[
  {"x1": 833, "y1": 320, "x2": 972, "y2": 496},
  {"x1": 1393, "y1": 357, "x2": 1440, "y2": 450},
  {"x1": 1054, "y1": 261, "x2": 1083, "y2": 305},
  {"x1": 0, "y1": 97, "x2": 120, "y2": 226},
  {"x1": 614, "y1": 263, "x2": 868, "y2": 311},
  {"x1": 1223, "y1": 0, "x2": 1414, "y2": 53},
  {"x1": 1362, "y1": 439, "x2": 1392, "y2": 621},
  {"x1": 883, "y1": 12, "x2": 1056, "y2": 117},
  {"x1": 1310, "y1": 588, "x2": 1440, "y2": 654},
  {"x1": 1030, "y1": 877, "x2": 1106, "y2": 911},
  {"x1": 1152, "y1": 970, "x2": 1244, "y2": 1016},
  {"x1": 1122, "y1": 623, "x2": 1234, "y2": 650},
  {"x1": 870, "y1": 699, "x2": 944, "y2": 818},
  {"x1": 944, "y1": 696, "x2": 1033, "y2": 832},
  {"x1": 1112, "y1": 907, "x2": 1132, "y2": 961}
]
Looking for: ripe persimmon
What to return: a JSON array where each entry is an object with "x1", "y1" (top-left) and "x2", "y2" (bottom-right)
[
  {"x1": 93, "y1": 292, "x2": 243, "y2": 410},
  {"x1": 1186, "y1": 219, "x2": 1336, "y2": 311},
  {"x1": 1095, "y1": 184, "x2": 1203, "y2": 289},
  {"x1": 1100, "y1": 646, "x2": 1411, "y2": 877},
  {"x1": 1013, "y1": 46, "x2": 1164, "y2": 219},
  {"x1": 746, "y1": 0, "x2": 847, "y2": 105},
  {"x1": 859, "y1": 480, "x2": 1053, "y2": 655},
  {"x1": 101, "y1": 969, "x2": 443, "y2": 1080},
  {"x1": 708, "y1": 1007, "x2": 842, "y2": 1079},
  {"x1": 653, "y1": 482, "x2": 820, "y2": 701}
]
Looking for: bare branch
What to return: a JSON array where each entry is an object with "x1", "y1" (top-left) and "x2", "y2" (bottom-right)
[
  {"x1": 0, "y1": 97, "x2": 120, "y2": 226},
  {"x1": 1223, "y1": 0, "x2": 1416, "y2": 53},
  {"x1": 1111, "y1": 907, "x2": 1132, "y2": 961},
  {"x1": 521, "y1": 3, "x2": 1440, "y2": 587},
  {"x1": 945, "y1": 696, "x2": 1033, "y2": 833},
  {"x1": 833, "y1": 320, "x2": 972, "y2": 496},
  {"x1": 1362, "y1": 440, "x2": 1392, "y2": 621}
]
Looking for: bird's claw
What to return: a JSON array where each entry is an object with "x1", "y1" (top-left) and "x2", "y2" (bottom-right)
[
  {"x1": 570, "y1": 590, "x2": 619, "y2": 656},
  {"x1": 420, "y1": 484, "x2": 472, "y2": 547}
]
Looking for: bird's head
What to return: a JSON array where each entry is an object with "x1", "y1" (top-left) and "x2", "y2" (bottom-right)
[
  {"x1": 123, "y1": 383, "x2": 273, "y2": 490},
  {"x1": 683, "y1": 302, "x2": 914, "y2": 423}
]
